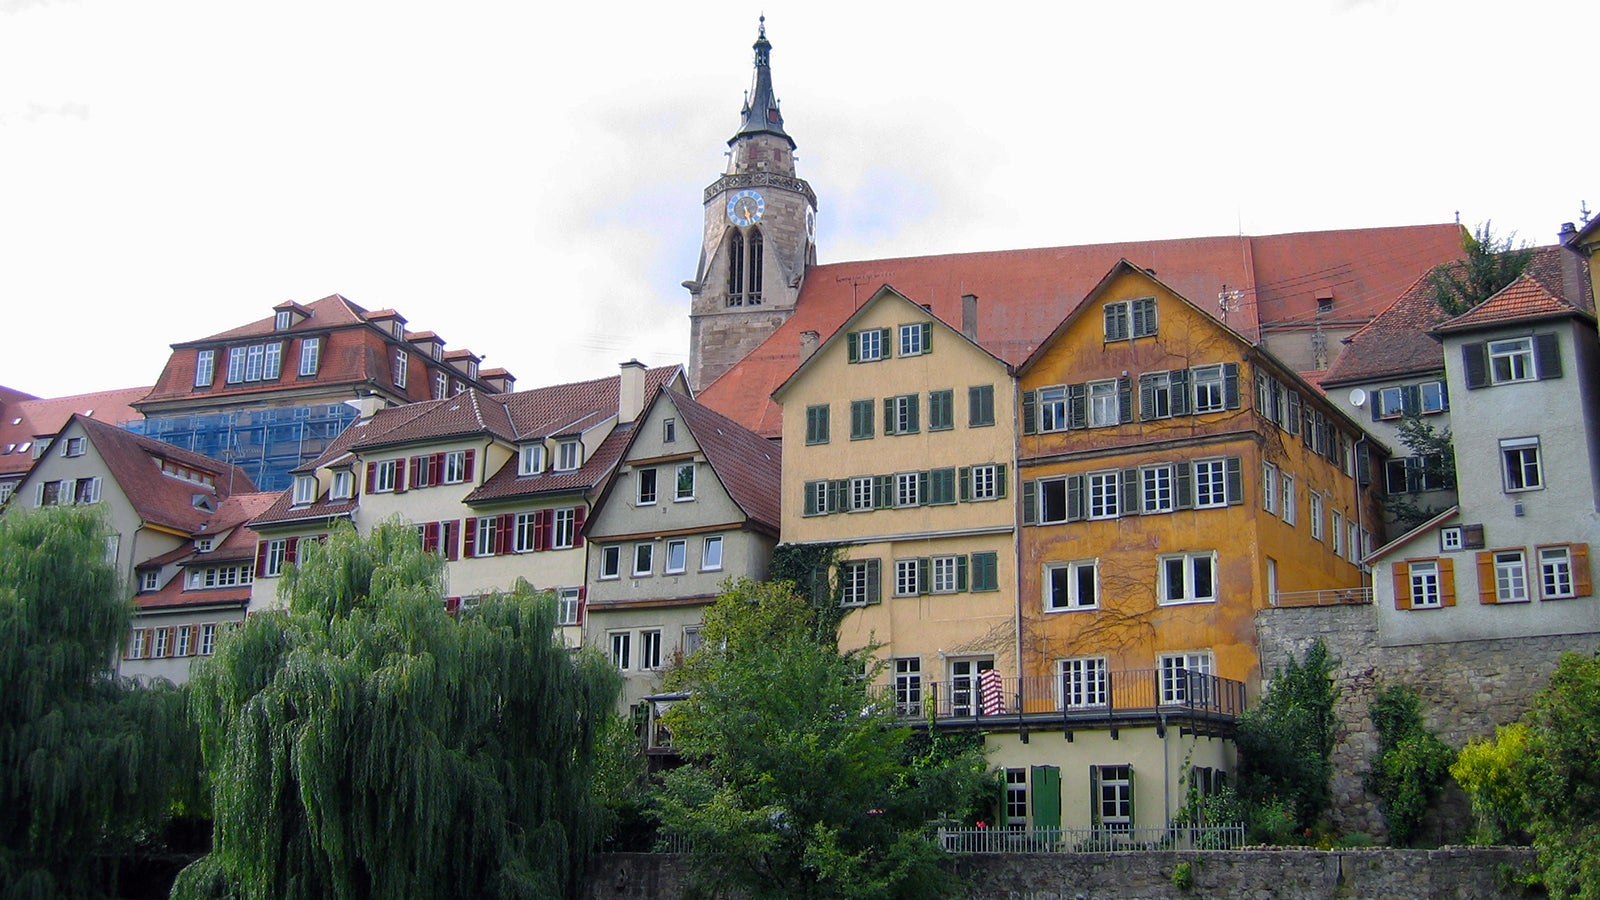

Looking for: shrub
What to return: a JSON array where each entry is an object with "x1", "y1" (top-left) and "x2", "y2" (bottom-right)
[
  {"x1": 1451, "y1": 722, "x2": 1532, "y2": 844},
  {"x1": 1367, "y1": 684, "x2": 1454, "y2": 846}
]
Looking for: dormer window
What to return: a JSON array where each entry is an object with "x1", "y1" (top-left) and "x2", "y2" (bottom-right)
[
  {"x1": 393, "y1": 350, "x2": 409, "y2": 388},
  {"x1": 433, "y1": 371, "x2": 448, "y2": 401},
  {"x1": 275, "y1": 310, "x2": 293, "y2": 331},
  {"x1": 431, "y1": 343, "x2": 443, "y2": 361},
  {"x1": 555, "y1": 440, "x2": 581, "y2": 472},
  {"x1": 392, "y1": 321, "x2": 404, "y2": 339},
  {"x1": 60, "y1": 437, "x2": 85, "y2": 458},
  {"x1": 519, "y1": 444, "x2": 546, "y2": 476},
  {"x1": 195, "y1": 349, "x2": 215, "y2": 387},
  {"x1": 330, "y1": 470, "x2": 354, "y2": 500},
  {"x1": 195, "y1": 537, "x2": 214, "y2": 552},
  {"x1": 29, "y1": 441, "x2": 44, "y2": 459},
  {"x1": 467, "y1": 360, "x2": 479, "y2": 379},
  {"x1": 292, "y1": 475, "x2": 318, "y2": 506},
  {"x1": 139, "y1": 570, "x2": 160, "y2": 592}
]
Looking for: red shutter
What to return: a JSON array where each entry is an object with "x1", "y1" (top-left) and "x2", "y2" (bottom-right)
[
  {"x1": 425, "y1": 522, "x2": 440, "y2": 553},
  {"x1": 286, "y1": 536, "x2": 300, "y2": 564},
  {"x1": 444, "y1": 521, "x2": 459, "y2": 561},
  {"x1": 395, "y1": 459, "x2": 407, "y2": 492},
  {"x1": 366, "y1": 462, "x2": 377, "y2": 493},
  {"x1": 463, "y1": 518, "x2": 478, "y2": 558},
  {"x1": 409, "y1": 456, "x2": 421, "y2": 487},
  {"x1": 255, "y1": 541, "x2": 269, "y2": 577},
  {"x1": 431, "y1": 453, "x2": 444, "y2": 485},
  {"x1": 542, "y1": 509, "x2": 555, "y2": 551},
  {"x1": 573, "y1": 506, "x2": 586, "y2": 548},
  {"x1": 463, "y1": 449, "x2": 476, "y2": 482},
  {"x1": 497, "y1": 514, "x2": 514, "y2": 556},
  {"x1": 533, "y1": 510, "x2": 548, "y2": 551},
  {"x1": 445, "y1": 596, "x2": 461, "y2": 614},
  {"x1": 576, "y1": 585, "x2": 586, "y2": 625}
]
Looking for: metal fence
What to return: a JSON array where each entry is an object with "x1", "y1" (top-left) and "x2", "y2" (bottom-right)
[
  {"x1": 873, "y1": 668, "x2": 1246, "y2": 723},
  {"x1": 935, "y1": 824, "x2": 1248, "y2": 853}
]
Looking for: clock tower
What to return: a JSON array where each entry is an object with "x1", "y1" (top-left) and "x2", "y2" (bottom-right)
[{"x1": 686, "y1": 18, "x2": 817, "y2": 391}]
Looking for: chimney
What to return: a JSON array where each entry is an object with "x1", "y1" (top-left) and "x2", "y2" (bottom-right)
[
  {"x1": 1559, "y1": 223, "x2": 1587, "y2": 306},
  {"x1": 961, "y1": 294, "x2": 979, "y2": 341},
  {"x1": 618, "y1": 360, "x2": 646, "y2": 424},
  {"x1": 349, "y1": 391, "x2": 387, "y2": 421},
  {"x1": 799, "y1": 330, "x2": 820, "y2": 363}
]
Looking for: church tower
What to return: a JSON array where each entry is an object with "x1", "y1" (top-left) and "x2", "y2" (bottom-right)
[{"x1": 686, "y1": 18, "x2": 817, "y2": 391}]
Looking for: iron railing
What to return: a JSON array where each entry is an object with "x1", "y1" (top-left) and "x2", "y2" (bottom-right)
[
  {"x1": 873, "y1": 668, "x2": 1246, "y2": 724},
  {"x1": 935, "y1": 824, "x2": 1247, "y2": 853},
  {"x1": 1271, "y1": 587, "x2": 1372, "y2": 608}
]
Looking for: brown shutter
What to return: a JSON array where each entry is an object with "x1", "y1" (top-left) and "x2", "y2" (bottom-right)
[
  {"x1": 573, "y1": 506, "x2": 586, "y2": 548},
  {"x1": 463, "y1": 449, "x2": 476, "y2": 481},
  {"x1": 497, "y1": 514, "x2": 514, "y2": 555},
  {"x1": 1439, "y1": 558, "x2": 1456, "y2": 607},
  {"x1": 1392, "y1": 562, "x2": 1412, "y2": 610},
  {"x1": 255, "y1": 541, "x2": 269, "y2": 577},
  {"x1": 1477, "y1": 551, "x2": 1497, "y2": 604},
  {"x1": 366, "y1": 461, "x2": 377, "y2": 493},
  {"x1": 1573, "y1": 544, "x2": 1592, "y2": 597},
  {"x1": 463, "y1": 518, "x2": 478, "y2": 558}
]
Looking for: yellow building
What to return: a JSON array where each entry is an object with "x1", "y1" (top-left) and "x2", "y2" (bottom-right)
[
  {"x1": 773, "y1": 285, "x2": 1017, "y2": 714},
  {"x1": 994, "y1": 261, "x2": 1382, "y2": 836}
]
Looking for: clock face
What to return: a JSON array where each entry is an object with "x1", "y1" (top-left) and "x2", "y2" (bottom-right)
[
  {"x1": 804, "y1": 206, "x2": 816, "y2": 242},
  {"x1": 726, "y1": 189, "x2": 765, "y2": 227}
]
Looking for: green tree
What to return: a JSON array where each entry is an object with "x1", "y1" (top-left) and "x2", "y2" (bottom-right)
[
  {"x1": 0, "y1": 505, "x2": 198, "y2": 899},
  {"x1": 1450, "y1": 722, "x2": 1531, "y2": 845},
  {"x1": 1522, "y1": 651, "x2": 1600, "y2": 899},
  {"x1": 1430, "y1": 222, "x2": 1534, "y2": 317},
  {"x1": 172, "y1": 522, "x2": 618, "y2": 900},
  {"x1": 1367, "y1": 683, "x2": 1454, "y2": 846},
  {"x1": 653, "y1": 579, "x2": 988, "y2": 899},
  {"x1": 1383, "y1": 414, "x2": 1457, "y2": 531},
  {"x1": 1234, "y1": 640, "x2": 1338, "y2": 836}
]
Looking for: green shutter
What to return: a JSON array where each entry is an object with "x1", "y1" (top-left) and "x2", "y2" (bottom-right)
[
  {"x1": 956, "y1": 555, "x2": 969, "y2": 591},
  {"x1": 1118, "y1": 376, "x2": 1133, "y2": 424},
  {"x1": 1022, "y1": 480, "x2": 1037, "y2": 525},
  {"x1": 958, "y1": 466, "x2": 971, "y2": 501},
  {"x1": 847, "y1": 332, "x2": 859, "y2": 363},
  {"x1": 996, "y1": 464, "x2": 1008, "y2": 499},
  {"x1": 1021, "y1": 389, "x2": 1038, "y2": 435},
  {"x1": 1032, "y1": 765, "x2": 1061, "y2": 837},
  {"x1": 1170, "y1": 369, "x2": 1189, "y2": 416},
  {"x1": 1223, "y1": 362, "x2": 1241, "y2": 409},
  {"x1": 921, "y1": 322, "x2": 933, "y2": 352},
  {"x1": 804, "y1": 482, "x2": 819, "y2": 516},
  {"x1": 918, "y1": 557, "x2": 931, "y2": 595},
  {"x1": 1225, "y1": 457, "x2": 1243, "y2": 505},
  {"x1": 1089, "y1": 766, "x2": 1101, "y2": 826},
  {"x1": 876, "y1": 475, "x2": 893, "y2": 509},
  {"x1": 865, "y1": 559, "x2": 881, "y2": 604},
  {"x1": 1176, "y1": 464, "x2": 1193, "y2": 509},
  {"x1": 1067, "y1": 474, "x2": 1085, "y2": 522},
  {"x1": 883, "y1": 397, "x2": 894, "y2": 434},
  {"x1": 1121, "y1": 468, "x2": 1139, "y2": 515},
  {"x1": 1068, "y1": 383, "x2": 1088, "y2": 429},
  {"x1": 917, "y1": 471, "x2": 930, "y2": 505},
  {"x1": 879, "y1": 328, "x2": 893, "y2": 358},
  {"x1": 907, "y1": 395, "x2": 920, "y2": 433}
]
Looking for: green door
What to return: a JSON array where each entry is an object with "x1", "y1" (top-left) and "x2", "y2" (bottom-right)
[{"x1": 1031, "y1": 765, "x2": 1061, "y2": 843}]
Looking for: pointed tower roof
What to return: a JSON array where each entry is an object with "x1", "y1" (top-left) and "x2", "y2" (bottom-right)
[{"x1": 731, "y1": 17, "x2": 794, "y2": 149}]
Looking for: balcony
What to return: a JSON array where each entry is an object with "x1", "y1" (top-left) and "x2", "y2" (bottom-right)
[
  {"x1": 1271, "y1": 587, "x2": 1372, "y2": 608},
  {"x1": 876, "y1": 668, "x2": 1246, "y2": 737}
]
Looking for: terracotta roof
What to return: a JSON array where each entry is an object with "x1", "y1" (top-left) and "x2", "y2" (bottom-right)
[
  {"x1": 0, "y1": 386, "x2": 150, "y2": 477},
  {"x1": 0, "y1": 385, "x2": 40, "y2": 407},
  {"x1": 189, "y1": 294, "x2": 370, "y2": 344},
  {"x1": 345, "y1": 390, "x2": 519, "y2": 452},
  {"x1": 697, "y1": 224, "x2": 1463, "y2": 436},
  {"x1": 668, "y1": 389, "x2": 781, "y2": 533},
  {"x1": 1435, "y1": 270, "x2": 1593, "y2": 334},
  {"x1": 135, "y1": 583, "x2": 251, "y2": 611}
]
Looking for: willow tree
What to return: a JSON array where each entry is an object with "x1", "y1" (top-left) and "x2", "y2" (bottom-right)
[
  {"x1": 0, "y1": 505, "x2": 196, "y2": 899},
  {"x1": 173, "y1": 522, "x2": 619, "y2": 900}
]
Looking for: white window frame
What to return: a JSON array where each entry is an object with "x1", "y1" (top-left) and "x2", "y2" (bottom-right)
[
  {"x1": 898, "y1": 322, "x2": 926, "y2": 357},
  {"x1": 894, "y1": 658, "x2": 923, "y2": 716},
  {"x1": 599, "y1": 546, "x2": 621, "y2": 579},
  {"x1": 674, "y1": 462, "x2": 695, "y2": 501},
  {"x1": 330, "y1": 470, "x2": 353, "y2": 500},
  {"x1": 551, "y1": 507, "x2": 576, "y2": 549},
  {"x1": 1158, "y1": 651, "x2": 1215, "y2": 705},
  {"x1": 556, "y1": 440, "x2": 582, "y2": 472},
  {"x1": 1409, "y1": 560, "x2": 1442, "y2": 608},
  {"x1": 139, "y1": 570, "x2": 160, "y2": 592},
  {"x1": 1501, "y1": 437, "x2": 1543, "y2": 492},
  {"x1": 372, "y1": 460, "x2": 397, "y2": 493},
  {"x1": 1158, "y1": 551, "x2": 1217, "y2": 605},
  {"x1": 1088, "y1": 470, "x2": 1119, "y2": 519},
  {"x1": 1096, "y1": 764, "x2": 1134, "y2": 829},
  {"x1": 894, "y1": 558, "x2": 920, "y2": 597},
  {"x1": 841, "y1": 561, "x2": 875, "y2": 607},
  {"x1": 1420, "y1": 381, "x2": 1446, "y2": 414},
  {"x1": 633, "y1": 543, "x2": 654, "y2": 577},
  {"x1": 1038, "y1": 385, "x2": 1068, "y2": 433},
  {"x1": 1495, "y1": 550, "x2": 1529, "y2": 603},
  {"x1": 1441, "y1": 527, "x2": 1464, "y2": 552},
  {"x1": 1192, "y1": 365, "x2": 1226, "y2": 413},
  {"x1": 665, "y1": 539, "x2": 687, "y2": 574},
  {"x1": 1282, "y1": 473, "x2": 1296, "y2": 524},
  {"x1": 1193, "y1": 459, "x2": 1228, "y2": 508},
  {"x1": 1489, "y1": 337, "x2": 1535, "y2": 384},
  {"x1": 443, "y1": 450, "x2": 467, "y2": 484},
  {"x1": 199, "y1": 624, "x2": 216, "y2": 656},
  {"x1": 263, "y1": 539, "x2": 288, "y2": 577},
  {"x1": 1141, "y1": 464, "x2": 1173, "y2": 514},
  {"x1": 970, "y1": 464, "x2": 1000, "y2": 501},
  {"x1": 895, "y1": 471, "x2": 920, "y2": 508},
  {"x1": 663, "y1": 418, "x2": 677, "y2": 443},
  {"x1": 292, "y1": 475, "x2": 317, "y2": 506},
  {"x1": 433, "y1": 370, "x2": 449, "y2": 400},
  {"x1": 1540, "y1": 546, "x2": 1575, "y2": 599},
  {"x1": 609, "y1": 631, "x2": 631, "y2": 670},
  {"x1": 275, "y1": 310, "x2": 292, "y2": 330},
  {"x1": 857, "y1": 328, "x2": 884, "y2": 362},
  {"x1": 636, "y1": 467, "x2": 657, "y2": 505},
  {"x1": 1262, "y1": 463, "x2": 1277, "y2": 515},
  {"x1": 152, "y1": 628, "x2": 169, "y2": 659},
  {"x1": 194, "y1": 349, "x2": 215, "y2": 387},
  {"x1": 299, "y1": 337, "x2": 320, "y2": 376},
  {"x1": 1087, "y1": 379, "x2": 1119, "y2": 427},
  {"x1": 1309, "y1": 492, "x2": 1324, "y2": 541},
  {"x1": 556, "y1": 587, "x2": 581, "y2": 626},
  {"x1": 176, "y1": 626, "x2": 192, "y2": 657},
  {"x1": 513, "y1": 512, "x2": 538, "y2": 553},
  {"x1": 1332, "y1": 510, "x2": 1345, "y2": 557},
  {"x1": 474, "y1": 516, "x2": 499, "y2": 557},
  {"x1": 850, "y1": 475, "x2": 876, "y2": 511},
  {"x1": 1058, "y1": 656, "x2": 1108, "y2": 709},
  {"x1": 1044, "y1": 559, "x2": 1098, "y2": 612},
  {"x1": 930, "y1": 555, "x2": 960, "y2": 593},
  {"x1": 701, "y1": 535, "x2": 724, "y2": 571},
  {"x1": 639, "y1": 630, "x2": 663, "y2": 670},
  {"x1": 392, "y1": 348, "x2": 408, "y2": 388},
  {"x1": 129, "y1": 629, "x2": 147, "y2": 659},
  {"x1": 519, "y1": 444, "x2": 545, "y2": 476}
]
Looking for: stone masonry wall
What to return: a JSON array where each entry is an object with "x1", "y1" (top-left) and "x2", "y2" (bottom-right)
[
  {"x1": 590, "y1": 848, "x2": 1540, "y2": 900},
  {"x1": 1255, "y1": 602, "x2": 1600, "y2": 839}
]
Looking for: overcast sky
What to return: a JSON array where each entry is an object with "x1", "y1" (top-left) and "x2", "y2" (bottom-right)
[{"x1": 3, "y1": 0, "x2": 1594, "y2": 399}]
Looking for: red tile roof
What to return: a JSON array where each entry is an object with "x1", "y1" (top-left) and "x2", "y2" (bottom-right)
[
  {"x1": 668, "y1": 389, "x2": 781, "y2": 533},
  {"x1": 697, "y1": 224, "x2": 1463, "y2": 436},
  {"x1": 0, "y1": 386, "x2": 150, "y2": 476},
  {"x1": 1435, "y1": 271, "x2": 1593, "y2": 334}
]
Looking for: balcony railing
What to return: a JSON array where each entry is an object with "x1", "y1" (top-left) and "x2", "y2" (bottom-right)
[
  {"x1": 936, "y1": 823, "x2": 1247, "y2": 853},
  {"x1": 1271, "y1": 587, "x2": 1372, "y2": 608},
  {"x1": 874, "y1": 668, "x2": 1246, "y2": 726}
]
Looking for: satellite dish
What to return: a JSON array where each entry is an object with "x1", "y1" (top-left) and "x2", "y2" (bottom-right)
[{"x1": 1348, "y1": 388, "x2": 1367, "y2": 408}]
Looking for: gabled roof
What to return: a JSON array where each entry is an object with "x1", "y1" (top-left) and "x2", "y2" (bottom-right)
[
  {"x1": 1365, "y1": 506, "x2": 1460, "y2": 564},
  {"x1": 698, "y1": 224, "x2": 1463, "y2": 436},
  {"x1": 343, "y1": 390, "x2": 519, "y2": 452},
  {"x1": 671, "y1": 390, "x2": 781, "y2": 532},
  {"x1": 186, "y1": 294, "x2": 371, "y2": 344},
  {"x1": 1323, "y1": 245, "x2": 1585, "y2": 386},
  {"x1": 0, "y1": 385, "x2": 150, "y2": 477},
  {"x1": 1434, "y1": 269, "x2": 1596, "y2": 335},
  {"x1": 137, "y1": 492, "x2": 278, "y2": 570}
]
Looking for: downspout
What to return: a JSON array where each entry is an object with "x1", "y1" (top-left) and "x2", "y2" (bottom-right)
[
  {"x1": 1353, "y1": 435, "x2": 1370, "y2": 590},
  {"x1": 1011, "y1": 368, "x2": 1024, "y2": 692},
  {"x1": 1161, "y1": 713, "x2": 1172, "y2": 827}
]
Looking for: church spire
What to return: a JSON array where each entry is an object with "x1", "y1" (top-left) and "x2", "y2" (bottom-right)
[{"x1": 732, "y1": 16, "x2": 794, "y2": 149}]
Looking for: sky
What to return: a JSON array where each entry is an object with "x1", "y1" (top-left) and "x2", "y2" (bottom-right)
[{"x1": 2, "y1": 0, "x2": 1595, "y2": 399}]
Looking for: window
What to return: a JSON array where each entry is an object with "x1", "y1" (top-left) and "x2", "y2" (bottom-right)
[
  {"x1": 139, "y1": 570, "x2": 160, "y2": 592},
  {"x1": 551, "y1": 508, "x2": 576, "y2": 549},
  {"x1": 805, "y1": 404, "x2": 830, "y2": 444},
  {"x1": 928, "y1": 389, "x2": 954, "y2": 431},
  {"x1": 1193, "y1": 459, "x2": 1229, "y2": 508},
  {"x1": 610, "y1": 632, "x2": 631, "y2": 670},
  {"x1": 330, "y1": 470, "x2": 353, "y2": 500},
  {"x1": 701, "y1": 535, "x2": 723, "y2": 571},
  {"x1": 1045, "y1": 559, "x2": 1097, "y2": 611},
  {"x1": 1036, "y1": 476, "x2": 1069, "y2": 524},
  {"x1": 1088, "y1": 379, "x2": 1119, "y2": 427},
  {"x1": 1095, "y1": 765, "x2": 1134, "y2": 830},
  {"x1": 968, "y1": 464, "x2": 1002, "y2": 501},
  {"x1": 1539, "y1": 546, "x2": 1581, "y2": 599},
  {"x1": 128, "y1": 629, "x2": 147, "y2": 659},
  {"x1": 1386, "y1": 454, "x2": 1451, "y2": 494},
  {"x1": 662, "y1": 418, "x2": 677, "y2": 443},
  {"x1": 433, "y1": 371, "x2": 449, "y2": 400},
  {"x1": 930, "y1": 555, "x2": 962, "y2": 593},
  {"x1": 894, "y1": 658, "x2": 923, "y2": 715},
  {"x1": 299, "y1": 338, "x2": 320, "y2": 376},
  {"x1": 1141, "y1": 465, "x2": 1174, "y2": 514},
  {"x1": 1006, "y1": 769, "x2": 1028, "y2": 829},
  {"x1": 849, "y1": 476, "x2": 877, "y2": 511},
  {"x1": 894, "y1": 559, "x2": 921, "y2": 597},
  {"x1": 1103, "y1": 296, "x2": 1156, "y2": 342},
  {"x1": 898, "y1": 322, "x2": 931, "y2": 357},
  {"x1": 225, "y1": 342, "x2": 283, "y2": 383},
  {"x1": 518, "y1": 444, "x2": 545, "y2": 476},
  {"x1": 849, "y1": 399, "x2": 875, "y2": 440},
  {"x1": 1158, "y1": 652, "x2": 1214, "y2": 705},
  {"x1": 1282, "y1": 474, "x2": 1296, "y2": 525},
  {"x1": 633, "y1": 543, "x2": 654, "y2": 576},
  {"x1": 895, "y1": 472, "x2": 921, "y2": 508},
  {"x1": 1104, "y1": 300, "x2": 1130, "y2": 341},
  {"x1": 1494, "y1": 550, "x2": 1529, "y2": 603},
  {"x1": 841, "y1": 559, "x2": 881, "y2": 606},
  {"x1": 1331, "y1": 510, "x2": 1344, "y2": 557},
  {"x1": 886, "y1": 394, "x2": 919, "y2": 435},
  {"x1": 1420, "y1": 381, "x2": 1446, "y2": 414},
  {"x1": 1140, "y1": 371, "x2": 1175, "y2": 420},
  {"x1": 804, "y1": 479, "x2": 835, "y2": 516},
  {"x1": 1262, "y1": 463, "x2": 1277, "y2": 515},
  {"x1": 636, "y1": 467, "x2": 657, "y2": 504},
  {"x1": 850, "y1": 328, "x2": 887, "y2": 362},
  {"x1": 196, "y1": 537, "x2": 214, "y2": 552},
  {"x1": 274, "y1": 310, "x2": 292, "y2": 330},
  {"x1": 371, "y1": 459, "x2": 397, "y2": 493},
  {"x1": 1441, "y1": 527, "x2": 1464, "y2": 552},
  {"x1": 1159, "y1": 552, "x2": 1216, "y2": 604},
  {"x1": 474, "y1": 517, "x2": 499, "y2": 557},
  {"x1": 1088, "y1": 470, "x2": 1119, "y2": 519},
  {"x1": 1038, "y1": 385, "x2": 1068, "y2": 433},
  {"x1": 1309, "y1": 493, "x2": 1324, "y2": 541},
  {"x1": 665, "y1": 539, "x2": 687, "y2": 574},
  {"x1": 1489, "y1": 337, "x2": 1535, "y2": 384},
  {"x1": 61, "y1": 436, "x2": 85, "y2": 457},
  {"x1": 443, "y1": 450, "x2": 467, "y2": 484},
  {"x1": 292, "y1": 475, "x2": 317, "y2": 506},
  {"x1": 194, "y1": 349, "x2": 215, "y2": 387},
  {"x1": 556, "y1": 440, "x2": 581, "y2": 472},
  {"x1": 1347, "y1": 523, "x2": 1360, "y2": 563},
  {"x1": 175, "y1": 626, "x2": 192, "y2": 657},
  {"x1": 675, "y1": 463, "x2": 695, "y2": 500},
  {"x1": 968, "y1": 385, "x2": 995, "y2": 427},
  {"x1": 682, "y1": 626, "x2": 704, "y2": 657},
  {"x1": 199, "y1": 624, "x2": 216, "y2": 656},
  {"x1": 262, "y1": 539, "x2": 288, "y2": 577},
  {"x1": 1501, "y1": 438, "x2": 1542, "y2": 491},
  {"x1": 152, "y1": 628, "x2": 170, "y2": 659},
  {"x1": 186, "y1": 565, "x2": 253, "y2": 590},
  {"x1": 1191, "y1": 364, "x2": 1238, "y2": 413},
  {"x1": 970, "y1": 551, "x2": 999, "y2": 592},
  {"x1": 1058, "y1": 656, "x2": 1108, "y2": 708},
  {"x1": 640, "y1": 630, "x2": 663, "y2": 669},
  {"x1": 556, "y1": 587, "x2": 581, "y2": 626},
  {"x1": 1408, "y1": 560, "x2": 1442, "y2": 608},
  {"x1": 391, "y1": 349, "x2": 408, "y2": 388},
  {"x1": 599, "y1": 546, "x2": 621, "y2": 579}
]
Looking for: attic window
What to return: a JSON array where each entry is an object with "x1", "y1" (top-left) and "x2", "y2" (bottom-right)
[
  {"x1": 192, "y1": 494, "x2": 215, "y2": 511},
  {"x1": 275, "y1": 310, "x2": 293, "y2": 330},
  {"x1": 1316, "y1": 291, "x2": 1335, "y2": 313},
  {"x1": 392, "y1": 321, "x2": 404, "y2": 339},
  {"x1": 196, "y1": 537, "x2": 215, "y2": 552},
  {"x1": 431, "y1": 344, "x2": 443, "y2": 361}
]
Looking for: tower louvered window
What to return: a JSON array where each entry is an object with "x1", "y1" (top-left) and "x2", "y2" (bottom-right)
[{"x1": 726, "y1": 228, "x2": 764, "y2": 307}]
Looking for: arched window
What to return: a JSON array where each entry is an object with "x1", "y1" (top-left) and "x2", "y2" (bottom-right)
[
  {"x1": 747, "y1": 228, "x2": 764, "y2": 305},
  {"x1": 727, "y1": 231, "x2": 745, "y2": 307}
]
